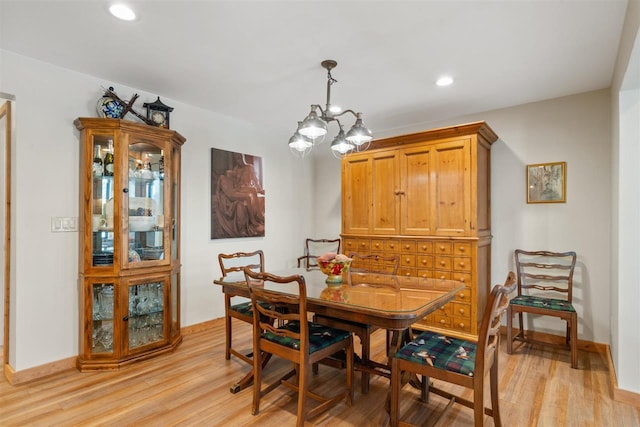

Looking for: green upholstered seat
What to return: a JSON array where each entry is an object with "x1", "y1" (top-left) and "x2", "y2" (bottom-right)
[
  {"x1": 395, "y1": 330, "x2": 476, "y2": 377},
  {"x1": 263, "y1": 321, "x2": 351, "y2": 353},
  {"x1": 510, "y1": 295, "x2": 575, "y2": 312}
]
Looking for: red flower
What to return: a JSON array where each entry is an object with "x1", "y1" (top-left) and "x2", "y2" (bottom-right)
[{"x1": 331, "y1": 263, "x2": 342, "y2": 275}]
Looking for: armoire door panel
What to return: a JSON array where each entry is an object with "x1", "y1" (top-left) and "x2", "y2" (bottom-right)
[
  {"x1": 432, "y1": 139, "x2": 471, "y2": 236},
  {"x1": 400, "y1": 146, "x2": 432, "y2": 235},
  {"x1": 342, "y1": 155, "x2": 371, "y2": 234},
  {"x1": 371, "y1": 152, "x2": 399, "y2": 234}
]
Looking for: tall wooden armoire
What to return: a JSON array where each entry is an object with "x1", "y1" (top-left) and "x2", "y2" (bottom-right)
[{"x1": 341, "y1": 121, "x2": 498, "y2": 340}]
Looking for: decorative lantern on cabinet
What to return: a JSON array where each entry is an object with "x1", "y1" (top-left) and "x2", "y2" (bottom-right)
[{"x1": 143, "y1": 97, "x2": 173, "y2": 129}]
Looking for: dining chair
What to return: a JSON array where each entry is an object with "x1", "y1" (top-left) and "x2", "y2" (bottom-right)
[
  {"x1": 244, "y1": 267, "x2": 353, "y2": 427},
  {"x1": 218, "y1": 250, "x2": 264, "y2": 365},
  {"x1": 390, "y1": 272, "x2": 516, "y2": 427},
  {"x1": 506, "y1": 249, "x2": 578, "y2": 368},
  {"x1": 314, "y1": 252, "x2": 400, "y2": 394},
  {"x1": 296, "y1": 238, "x2": 341, "y2": 270}
]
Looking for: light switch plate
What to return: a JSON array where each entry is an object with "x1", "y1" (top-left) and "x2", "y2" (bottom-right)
[{"x1": 51, "y1": 217, "x2": 78, "y2": 232}]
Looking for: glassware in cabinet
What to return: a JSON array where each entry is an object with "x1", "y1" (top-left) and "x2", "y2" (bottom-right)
[
  {"x1": 91, "y1": 282, "x2": 115, "y2": 354},
  {"x1": 127, "y1": 280, "x2": 165, "y2": 350},
  {"x1": 126, "y1": 138, "x2": 166, "y2": 266}
]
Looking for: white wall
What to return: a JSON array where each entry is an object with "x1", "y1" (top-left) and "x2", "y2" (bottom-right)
[
  {"x1": 315, "y1": 89, "x2": 612, "y2": 344},
  {"x1": 1, "y1": 50, "x2": 313, "y2": 371},
  {"x1": 610, "y1": 0, "x2": 640, "y2": 394}
]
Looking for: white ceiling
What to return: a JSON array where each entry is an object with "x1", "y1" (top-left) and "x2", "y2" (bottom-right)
[{"x1": 0, "y1": 0, "x2": 629, "y2": 137}]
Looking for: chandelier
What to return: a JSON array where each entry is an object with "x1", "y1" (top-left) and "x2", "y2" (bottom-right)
[{"x1": 288, "y1": 60, "x2": 373, "y2": 158}]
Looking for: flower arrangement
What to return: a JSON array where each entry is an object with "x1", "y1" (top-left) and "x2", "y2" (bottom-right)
[{"x1": 317, "y1": 252, "x2": 352, "y2": 284}]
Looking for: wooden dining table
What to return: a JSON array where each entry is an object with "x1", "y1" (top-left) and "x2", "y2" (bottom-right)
[{"x1": 213, "y1": 268, "x2": 465, "y2": 394}]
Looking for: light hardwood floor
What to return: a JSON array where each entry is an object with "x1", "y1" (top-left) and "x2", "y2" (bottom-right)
[{"x1": 1, "y1": 319, "x2": 639, "y2": 426}]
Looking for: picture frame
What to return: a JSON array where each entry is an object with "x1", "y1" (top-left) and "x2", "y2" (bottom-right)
[
  {"x1": 527, "y1": 162, "x2": 566, "y2": 203},
  {"x1": 210, "y1": 148, "x2": 265, "y2": 239}
]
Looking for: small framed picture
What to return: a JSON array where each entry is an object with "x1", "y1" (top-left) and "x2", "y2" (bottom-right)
[{"x1": 527, "y1": 162, "x2": 566, "y2": 203}]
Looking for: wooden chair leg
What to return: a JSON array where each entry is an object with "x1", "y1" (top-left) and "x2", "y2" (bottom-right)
[
  {"x1": 225, "y1": 311, "x2": 232, "y2": 360},
  {"x1": 506, "y1": 306, "x2": 513, "y2": 354},
  {"x1": 490, "y1": 353, "x2": 502, "y2": 427},
  {"x1": 346, "y1": 336, "x2": 354, "y2": 406},
  {"x1": 570, "y1": 313, "x2": 578, "y2": 369},
  {"x1": 360, "y1": 331, "x2": 371, "y2": 394},
  {"x1": 473, "y1": 378, "x2": 484, "y2": 427},
  {"x1": 252, "y1": 350, "x2": 262, "y2": 415},
  {"x1": 517, "y1": 312, "x2": 525, "y2": 341},
  {"x1": 420, "y1": 374, "x2": 429, "y2": 402},
  {"x1": 296, "y1": 368, "x2": 309, "y2": 427},
  {"x1": 390, "y1": 358, "x2": 400, "y2": 427}
]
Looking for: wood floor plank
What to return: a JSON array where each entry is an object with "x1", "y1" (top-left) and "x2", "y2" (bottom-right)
[{"x1": 1, "y1": 320, "x2": 639, "y2": 426}]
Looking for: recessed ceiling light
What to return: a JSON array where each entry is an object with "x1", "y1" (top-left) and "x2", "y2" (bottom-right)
[
  {"x1": 109, "y1": 4, "x2": 136, "y2": 21},
  {"x1": 436, "y1": 76, "x2": 454, "y2": 87}
]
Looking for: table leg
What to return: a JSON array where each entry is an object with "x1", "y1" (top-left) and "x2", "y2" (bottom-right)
[{"x1": 229, "y1": 352, "x2": 272, "y2": 394}]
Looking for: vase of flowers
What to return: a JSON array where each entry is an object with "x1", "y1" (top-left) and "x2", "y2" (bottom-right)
[{"x1": 317, "y1": 253, "x2": 352, "y2": 285}]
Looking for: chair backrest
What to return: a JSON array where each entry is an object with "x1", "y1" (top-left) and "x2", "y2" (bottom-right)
[
  {"x1": 303, "y1": 238, "x2": 341, "y2": 268},
  {"x1": 514, "y1": 250, "x2": 577, "y2": 302},
  {"x1": 218, "y1": 250, "x2": 264, "y2": 278},
  {"x1": 476, "y1": 272, "x2": 516, "y2": 376},
  {"x1": 349, "y1": 252, "x2": 400, "y2": 275},
  {"x1": 243, "y1": 268, "x2": 310, "y2": 357}
]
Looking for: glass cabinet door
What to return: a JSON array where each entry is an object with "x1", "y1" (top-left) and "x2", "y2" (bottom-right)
[
  {"x1": 91, "y1": 135, "x2": 116, "y2": 267},
  {"x1": 127, "y1": 280, "x2": 166, "y2": 351},
  {"x1": 126, "y1": 138, "x2": 166, "y2": 266},
  {"x1": 91, "y1": 282, "x2": 115, "y2": 354}
]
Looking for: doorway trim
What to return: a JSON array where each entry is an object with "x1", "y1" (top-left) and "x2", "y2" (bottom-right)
[{"x1": 1, "y1": 99, "x2": 12, "y2": 374}]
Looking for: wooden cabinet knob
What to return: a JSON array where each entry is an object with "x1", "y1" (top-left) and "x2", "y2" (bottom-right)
[
  {"x1": 389, "y1": 244, "x2": 395, "y2": 248},
  {"x1": 404, "y1": 258, "x2": 410, "y2": 263},
  {"x1": 421, "y1": 245, "x2": 427, "y2": 250},
  {"x1": 440, "y1": 261, "x2": 445, "y2": 266},
  {"x1": 459, "y1": 278, "x2": 465, "y2": 282},
  {"x1": 404, "y1": 244, "x2": 410, "y2": 249},
  {"x1": 440, "y1": 319, "x2": 446, "y2": 324},
  {"x1": 459, "y1": 262, "x2": 465, "y2": 267},
  {"x1": 374, "y1": 243, "x2": 380, "y2": 248},
  {"x1": 440, "y1": 275, "x2": 446, "y2": 280},
  {"x1": 421, "y1": 259, "x2": 427, "y2": 265},
  {"x1": 458, "y1": 308, "x2": 465, "y2": 314},
  {"x1": 439, "y1": 245, "x2": 445, "y2": 251},
  {"x1": 360, "y1": 242, "x2": 365, "y2": 247},
  {"x1": 458, "y1": 246, "x2": 465, "y2": 252},
  {"x1": 421, "y1": 273, "x2": 427, "y2": 278},
  {"x1": 458, "y1": 293, "x2": 465, "y2": 299},
  {"x1": 458, "y1": 323, "x2": 465, "y2": 328}
]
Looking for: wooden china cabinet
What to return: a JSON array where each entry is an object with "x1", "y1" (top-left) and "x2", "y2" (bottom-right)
[
  {"x1": 75, "y1": 118, "x2": 185, "y2": 371},
  {"x1": 342, "y1": 121, "x2": 498, "y2": 340}
]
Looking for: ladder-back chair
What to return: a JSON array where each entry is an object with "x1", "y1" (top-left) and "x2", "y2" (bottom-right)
[
  {"x1": 506, "y1": 249, "x2": 578, "y2": 368},
  {"x1": 390, "y1": 272, "x2": 516, "y2": 427},
  {"x1": 297, "y1": 238, "x2": 341, "y2": 270},
  {"x1": 218, "y1": 250, "x2": 264, "y2": 364},
  {"x1": 244, "y1": 268, "x2": 353, "y2": 426}
]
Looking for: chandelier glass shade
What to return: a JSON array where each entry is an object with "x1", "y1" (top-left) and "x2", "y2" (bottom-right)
[{"x1": 289, "y1": 60, "x2": 373, "y2": 158}]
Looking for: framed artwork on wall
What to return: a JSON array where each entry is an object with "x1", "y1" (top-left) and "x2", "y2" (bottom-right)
[
  {"x1": 210, "y1": 148, "x2": 265, "y2": 239},
  {"x1": 527, "y1": 161, "x2": 566, "y2": 203}
]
